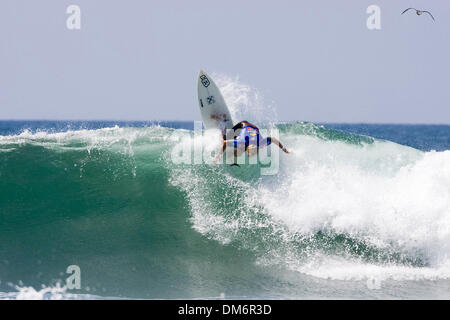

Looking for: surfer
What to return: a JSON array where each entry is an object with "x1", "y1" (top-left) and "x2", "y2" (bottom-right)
[{"x1": 212, "y1": 118, "x2": 290, "y2": 164}]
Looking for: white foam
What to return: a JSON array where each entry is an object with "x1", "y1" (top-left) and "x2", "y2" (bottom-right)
[
  {"x1": 254, "y1": 135, "x2": 450, "y2": 280},
  {"x1": 0, "y1": 284, "x2": 93, "y2": 300},
  {"x1": 285, "y1": 254, "x2": 450, "y2": 282},
  {"x1": 170, "y1": 122, "x2": 450, "y2": 282}
]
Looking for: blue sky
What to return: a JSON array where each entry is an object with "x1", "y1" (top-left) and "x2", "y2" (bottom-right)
[{"x1": 0, "y1": 0, "x2": 449, "y2": 123}]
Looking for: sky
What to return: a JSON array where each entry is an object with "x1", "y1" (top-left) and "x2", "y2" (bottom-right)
[{"x1": 0, "y1": 0, "x2": 449, "y2": 123}]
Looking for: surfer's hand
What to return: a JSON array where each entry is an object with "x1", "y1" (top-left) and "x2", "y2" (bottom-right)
[{"x1": 282, "y1": 147, "x2": 290, "y2": 154}]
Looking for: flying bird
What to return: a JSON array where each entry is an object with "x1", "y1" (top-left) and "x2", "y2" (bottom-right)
[{"x1": 401, "y1": 8, "x2": 435, "y2": 21}]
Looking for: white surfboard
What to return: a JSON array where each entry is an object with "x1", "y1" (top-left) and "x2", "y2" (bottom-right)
[{"x1": 197, "y1": 70, "x2": 233, "y2": 132}]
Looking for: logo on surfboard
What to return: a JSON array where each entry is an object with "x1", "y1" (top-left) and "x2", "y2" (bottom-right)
[
  {"x1": 200, "y1": 75, "x2": 210, "y2": 88},
  {"x1": 207, "y1": 96, "x2": 215, "y2": 104}
]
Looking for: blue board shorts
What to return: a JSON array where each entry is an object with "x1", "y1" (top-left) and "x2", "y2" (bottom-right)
[{"x1": 232, "y1": 124, "x2": 271, "y2": 150}]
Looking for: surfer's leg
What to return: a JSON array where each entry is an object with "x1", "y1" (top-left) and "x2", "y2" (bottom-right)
[
  {"x1": 211, "y1": 114, "x2": 230, "y2": 140},
  {"x1": 232, "y1": 139, "x2": 245, "y2": 157},
  {"x1": 234, "y1": 148, "x2": 245, "y2": 157},
  {"x1": 214, "y1": 140, "x2": 229, "y2": 164}
]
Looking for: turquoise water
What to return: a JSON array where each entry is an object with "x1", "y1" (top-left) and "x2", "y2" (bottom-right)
[{"x1": 0, "y1": 121, "x2": 449, "y2": 299}]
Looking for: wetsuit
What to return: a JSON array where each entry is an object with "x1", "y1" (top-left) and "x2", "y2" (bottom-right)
[{"x1": 231, "y1": 121, "x2": 272, "y2": 150}]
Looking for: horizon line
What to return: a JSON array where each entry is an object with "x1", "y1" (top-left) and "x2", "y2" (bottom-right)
[{"x1": 0, "y1": 119, "x2": 449, "y2": 126}]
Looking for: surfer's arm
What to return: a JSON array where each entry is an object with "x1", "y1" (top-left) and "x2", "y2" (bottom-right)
[{"x1": 270, "y1": 137, "x2": 290, "y2": 154}]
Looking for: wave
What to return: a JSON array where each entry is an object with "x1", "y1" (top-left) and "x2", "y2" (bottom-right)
[
  {"x1": 1, "y1": 118, "x2": 449, "y2": 287},
  {"x1": 1, "y1": 75, "x2": 449, "y2": 296},
  {"x1": 168, "y1": 121, "x2": 450, "y2": 282}
]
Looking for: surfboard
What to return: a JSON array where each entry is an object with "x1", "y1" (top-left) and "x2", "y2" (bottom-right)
[
  {"x1": 197, "y1": 70, "x2": 233, "y2": 131},
  {"x1": 197, "y1": 70, "x2": 260, "y2": 179}
]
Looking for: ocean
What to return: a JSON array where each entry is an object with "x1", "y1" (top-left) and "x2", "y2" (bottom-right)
[{"x1": 0, "y1": 120, "x2": 449, "y2": 300}]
